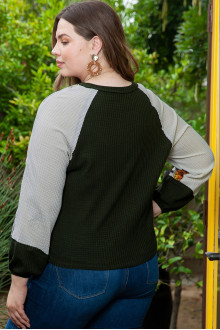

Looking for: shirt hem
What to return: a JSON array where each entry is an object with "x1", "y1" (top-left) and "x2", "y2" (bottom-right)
[{"x1": 48, "y1": 250, "x2": 157, "y2": 270}]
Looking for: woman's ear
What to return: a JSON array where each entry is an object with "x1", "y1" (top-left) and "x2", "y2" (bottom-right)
[{"x1": 90, "y1": 35, "x2": 102, "y2": 54}]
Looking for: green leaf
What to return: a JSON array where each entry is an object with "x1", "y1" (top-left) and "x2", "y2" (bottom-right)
[
  {"x1": 197, "y1": 221, "x2": 204, "y2": 235},
  {"x1": 176, "y1": 266, "x2": 193, "y2": 274},
  {"x1": 196, "y1": 281, "x2": 203, "y2": 288},
  {"x1": 195, "y1": 242, "x2": 203, "y2": 255},
  {"x1": 157, "y1": 220, "x2": 166, "y2": 225},
  {"x1": 165, "y1": 244, "x2": 174, "y2": 249},
  {"x1": 161, "y1": 264, "x2": 169, "y2": 269},
  {"x1": 160, "y1": 224, "x2": 168, "y2": 235},
  {"x1": 168, "y1": 256, "x2": 182, "y2": 265},
  {"x1": 170, "y1": 267, "x2": 177, "y2": 274}
]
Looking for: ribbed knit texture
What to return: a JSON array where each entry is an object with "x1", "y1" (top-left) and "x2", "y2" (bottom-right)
[{"x1": 9, "y1": 82, "x2": 214, "y2": 277}]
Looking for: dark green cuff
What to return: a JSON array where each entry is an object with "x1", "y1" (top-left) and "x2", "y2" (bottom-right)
[
  {"x1": 9, "y1": 238, "x2": 49, "y2": 278},
  {"x1": 153, "y1": 175, "x2": 194, "y2": 213}
]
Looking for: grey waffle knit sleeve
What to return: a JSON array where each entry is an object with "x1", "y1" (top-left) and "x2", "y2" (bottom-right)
[
  {"x1": 9, "y1": 85, "x2": 97, "y2": 277},
  {"x1": 138, "y1": 84, "x2": 215, "y2": 212}
]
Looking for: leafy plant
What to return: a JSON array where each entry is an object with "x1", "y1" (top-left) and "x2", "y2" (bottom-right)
[
  {"x1": 124, "y1": 0, "x2": 193, "y2": 71},
  {"x1": 155, "y1": 206, "x2": 204, "y2": 328},
  {"x1": 0, "y1": 133, "x2": 24, "y2": 290},
  {"x1": 0, "y1": 0, "x2": 62, "y2": 137},
  {"x1": 175, "y1": 0, "x2": 209, "y2": 94}
]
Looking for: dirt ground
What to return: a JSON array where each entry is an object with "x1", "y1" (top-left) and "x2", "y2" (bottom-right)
[
  {"x1": 0, "y1": 284, "x2": 202, "y2": 329},
  {"x1": 172, "y1": 284, "x2": 203, "y2": 329}
]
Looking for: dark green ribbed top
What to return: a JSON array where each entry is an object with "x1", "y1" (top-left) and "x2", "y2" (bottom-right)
[{"x1": 9, "y1": 82, "x2": 214, "y2": 277}]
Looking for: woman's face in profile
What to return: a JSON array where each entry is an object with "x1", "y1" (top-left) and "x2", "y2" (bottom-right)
[{"x1": 51, "y1": 18, "x2": 91, "y2": 80}]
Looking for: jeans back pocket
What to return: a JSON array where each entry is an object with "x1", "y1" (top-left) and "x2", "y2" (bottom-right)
[{"x1": 56, "y1": 266, "x2": 109, "y2": 299}]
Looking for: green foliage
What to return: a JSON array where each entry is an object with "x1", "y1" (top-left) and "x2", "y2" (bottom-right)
[
  {"x1": 175, "y1": 0, "x2": 209, "y2": 92},
  {"x1": 105, "y1": 0, "x2": 125, "y2": 17},
  {"x1": 155, "y1": 207, "x2": 204, "y2": 285},
  {"x1": 134, "y1": 49, "x2": 207, "y2": 124},
  {"x1": 124, "y1": 0, "x2": 208, "y2": 105},
  {"x1": 196, "y1": 280, "x2": 203, "y2": 288},
  {"x1": 0, "y1": 0, "x2": 62, "y2": 136},
  {"x1": 1, "y1": 67, "x2": 54, "y2": 139},
  {"x1": 0, "y1": 133, "x2": 24, "y2": 289},
  {"x1": 0, "y1": 129, "x2": 28, "y2": 168},
  {"x1": 124, "y1": 0, "x2": 192, "y2": 70}
]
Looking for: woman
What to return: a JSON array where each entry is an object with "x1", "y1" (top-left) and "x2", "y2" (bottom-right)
[{"x1": 5, "y1": 1, "x2": 214, "y2": 329}]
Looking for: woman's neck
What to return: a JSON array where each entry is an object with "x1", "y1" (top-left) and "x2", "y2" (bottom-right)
[{"x1": 82, "y1": 70, "x2": 132, "y2": 87}]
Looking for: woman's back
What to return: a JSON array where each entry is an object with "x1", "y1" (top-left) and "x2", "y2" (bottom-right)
[{"x1": 10, "y1": 81, "x2": 214, "y2": 276}]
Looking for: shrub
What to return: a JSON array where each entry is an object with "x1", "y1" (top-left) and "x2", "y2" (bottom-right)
[{"x1": 0, "y1": 132, "x2": 24, "y2": 290}]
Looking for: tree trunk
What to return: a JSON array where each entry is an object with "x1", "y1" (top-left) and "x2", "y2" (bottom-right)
[{"x1": 170, "y1": 280, "x2": 182, "y2": 329}]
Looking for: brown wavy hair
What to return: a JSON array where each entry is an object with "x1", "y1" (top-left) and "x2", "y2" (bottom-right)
[{"x1": 51, "y1": 0, "x2": 139, "y2": 91}]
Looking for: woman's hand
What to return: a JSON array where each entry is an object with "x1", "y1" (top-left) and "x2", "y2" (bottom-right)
[
  {"x1": 152, "y1": 200, "x2": 162, "y2": 218},
  {"x1": 6, "y1": 275, "x2": 31, "y2": 329}
]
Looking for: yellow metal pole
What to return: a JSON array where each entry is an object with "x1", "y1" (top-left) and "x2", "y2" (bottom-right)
[{"x1": 206, "y1": 0, "x2": 220, "y2": 328}]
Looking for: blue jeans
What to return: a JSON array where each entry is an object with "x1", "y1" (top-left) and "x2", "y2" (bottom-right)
[{"x1": 5, "y1": 254, "x2": 158, "y2": 329}]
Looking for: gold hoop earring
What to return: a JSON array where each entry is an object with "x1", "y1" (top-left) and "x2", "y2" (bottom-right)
[{"x1": 87, "y1": 54, "x2": 102, "y2": 77}]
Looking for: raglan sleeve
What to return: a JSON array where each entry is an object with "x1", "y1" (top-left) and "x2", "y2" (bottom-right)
[
  {"x1": 9, "y1": 95, "x2": 72, "y2": 278},
  {"x1": 146, "y1": 89, "x2": 215, "y2": 213}
]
